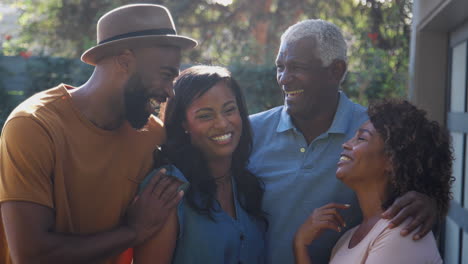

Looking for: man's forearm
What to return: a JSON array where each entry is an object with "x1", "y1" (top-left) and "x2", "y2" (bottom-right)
[
  {"x1": 3, "y1": 173, "x2": 184, "y2": 264},
  {"x1": 14, "y1": 225, "x2": 136, "y2": 264}
]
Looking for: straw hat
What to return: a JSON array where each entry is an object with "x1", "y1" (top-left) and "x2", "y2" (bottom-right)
[{"x1": 81, "y1": 4, "x2": 197, "y2": 65}]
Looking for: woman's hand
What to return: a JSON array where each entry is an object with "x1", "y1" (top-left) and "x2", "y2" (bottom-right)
[
  {"x1": 295, "y1": 203, "x2": 350, "y2": 247},
  {"x1": 293, "y1": 203, "x2": 350, "y2": 264}
]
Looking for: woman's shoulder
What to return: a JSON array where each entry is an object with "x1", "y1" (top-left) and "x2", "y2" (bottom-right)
[
  {"x1": 368, "y1": 218, "x2": 436, "y2": 248},
  {"x1": 372, "y1": 218, "x2": 425, "y2": 242},
  {"x1": 138, "y1": 164, "x2": 189, "y2": 195},
  {"x1": 366, "y1": 218, "x2": 442, "y2": 263},
  {"x1": 331, "y1": 218, "x2": 442, "y2": 264}
]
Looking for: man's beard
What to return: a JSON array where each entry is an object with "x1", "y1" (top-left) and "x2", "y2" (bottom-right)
[{"x1": 123, "y1": 74, "x2": 151, "y2": 130}]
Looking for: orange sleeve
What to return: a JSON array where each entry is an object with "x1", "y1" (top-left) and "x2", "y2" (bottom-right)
[{"x1": 0, "y1": 117, "x2": 55, "y2": 208}]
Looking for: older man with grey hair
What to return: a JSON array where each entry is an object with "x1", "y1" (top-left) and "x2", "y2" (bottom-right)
[{"x1": 248, "y1": 19, "x2": 436, "y2": 264}]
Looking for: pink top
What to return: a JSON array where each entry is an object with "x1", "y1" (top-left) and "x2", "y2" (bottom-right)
[{"x1": 330, "y1": 218, "x2": 442, "y2": 264}]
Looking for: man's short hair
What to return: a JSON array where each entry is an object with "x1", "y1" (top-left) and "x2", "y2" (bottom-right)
[{"x1": 280, "y1": 19, "x2": 347, "y2": 67}]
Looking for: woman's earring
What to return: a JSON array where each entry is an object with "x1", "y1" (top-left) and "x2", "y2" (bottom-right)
[{"x1": 184, "y1": 130, "x2": 189, "y2": 134}]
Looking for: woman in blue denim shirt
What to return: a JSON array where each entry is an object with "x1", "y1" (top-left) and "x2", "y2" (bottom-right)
[{"x1": 133, "y1": 65, "x2": 267, "y2": 264}]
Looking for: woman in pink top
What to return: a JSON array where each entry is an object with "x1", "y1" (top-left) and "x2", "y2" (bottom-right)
[{"x1": 294, "y1": 99, "x2": 453, "y2": 264}]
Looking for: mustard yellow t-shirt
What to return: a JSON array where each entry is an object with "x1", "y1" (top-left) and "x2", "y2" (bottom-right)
[{"x1": 0, "y1": 84, "x2": 165, "y2": 264}]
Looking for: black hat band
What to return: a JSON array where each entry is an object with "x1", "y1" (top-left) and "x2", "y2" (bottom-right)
[{"x1": 99, "y1": 28, "x2": 177, "y2": 45}]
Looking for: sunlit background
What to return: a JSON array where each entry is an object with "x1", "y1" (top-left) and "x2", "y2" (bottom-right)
[{"x1": 1, "y1": 1, "x2": 468, "y2": 263}]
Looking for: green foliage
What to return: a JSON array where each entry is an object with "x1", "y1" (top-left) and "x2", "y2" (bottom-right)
[
  {"x1": 0, "y1": 56, "x2": 93, "y2": 129},
  {"x1": 0, "y1": 0, "x2": 412, "y2": 120},
  {"x1": 229, "y1": 63, "x2": 282, "y2": 114},
  {"x1": 24, "y1": 56, "x2": 93, "y2": 97},
  {"x1": 302, "y1": 0, "x2": 411, "y2": 106},
  {"x1": 0, "y1": 56, "x2": 280, "y2": 130},
  {"x1": 1, "y1": 38, "x2": 29, "y2": 56},
  {"x1": 0, "y1": 64, "x2": 16, "y2": 127}
]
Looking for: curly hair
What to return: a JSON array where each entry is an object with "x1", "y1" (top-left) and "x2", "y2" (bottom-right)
[{"x1": 368, "y1": 99, "x2": 454, "y2": 220}]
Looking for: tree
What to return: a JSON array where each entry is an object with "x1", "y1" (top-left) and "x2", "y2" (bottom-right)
[{"x1": 1, "y1": 0, "x2": 412, "y2": 107}]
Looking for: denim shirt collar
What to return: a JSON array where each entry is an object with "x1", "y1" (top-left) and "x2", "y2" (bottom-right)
[{"x1": 276, "y1": 91, "x2": 356, "y2": 135}]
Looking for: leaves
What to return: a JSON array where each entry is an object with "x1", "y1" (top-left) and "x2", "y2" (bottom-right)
[{"x1": 1, "y1": 0, "x2": 411, "y2": 112}]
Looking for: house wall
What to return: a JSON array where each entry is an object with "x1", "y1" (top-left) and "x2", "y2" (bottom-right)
[{"x1": 410, "y1": 1, "x2": 468, "y2": 263}]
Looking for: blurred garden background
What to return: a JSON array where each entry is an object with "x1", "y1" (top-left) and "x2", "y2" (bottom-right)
[{"x1": 0, "y1": 0, "x2": 412, "y2": 128}]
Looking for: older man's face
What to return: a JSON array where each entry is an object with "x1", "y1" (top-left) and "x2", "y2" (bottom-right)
[{"x1": 275, "y1": 37, "x2": 338, "y2": 121}]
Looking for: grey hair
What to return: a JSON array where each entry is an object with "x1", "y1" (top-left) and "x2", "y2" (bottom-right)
[{"x1": 280, "y1": 19, "x2": 347, "y2": 67}]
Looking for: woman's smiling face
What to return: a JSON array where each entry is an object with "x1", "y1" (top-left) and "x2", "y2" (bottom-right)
[
  {"x1": 336, "y1": 120, "x2": 391, "y2": 189},
  {"x1": 183, "y1": 81, "x2": 242, "y2": 161}
]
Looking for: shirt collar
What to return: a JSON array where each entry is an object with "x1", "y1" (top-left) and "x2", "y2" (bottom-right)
[
  {"x1": 277, "y1": 105, "x2": 295, "y2": 133},
  {"x1": 328, "y1": 91, "x2": 355, "y2": 134},
  {"x1": 276, "y1": 91, "x2": 356, "y2": 135}
]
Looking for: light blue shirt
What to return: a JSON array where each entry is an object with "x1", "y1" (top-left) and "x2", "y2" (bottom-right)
[
  {"x1": 248, "y1": 92, "x2": 368, "y2": 264},
  {"x1": 141, "y1": 165, "x2": 266, "y2": 264}
]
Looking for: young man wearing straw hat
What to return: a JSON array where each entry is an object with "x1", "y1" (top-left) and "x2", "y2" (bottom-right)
[{"x1": 0, "y1": 4, "x2": 196, "y2": 264}]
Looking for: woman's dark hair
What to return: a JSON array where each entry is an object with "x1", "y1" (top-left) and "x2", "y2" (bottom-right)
[
  {"x1": 160, "y1": 65, "x2": 267, "y2": 225},
  {"x1": 368, "y1": 99, "x2": 454, "y2": 220}
]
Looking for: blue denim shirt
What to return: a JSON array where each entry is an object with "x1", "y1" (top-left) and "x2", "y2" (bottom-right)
[
  {"x1": 140, "y1": 165, "x2": 266, "y2": 264},
  {"x1": 248, "y1": 92, "x2": 368, "y2": 264}
]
